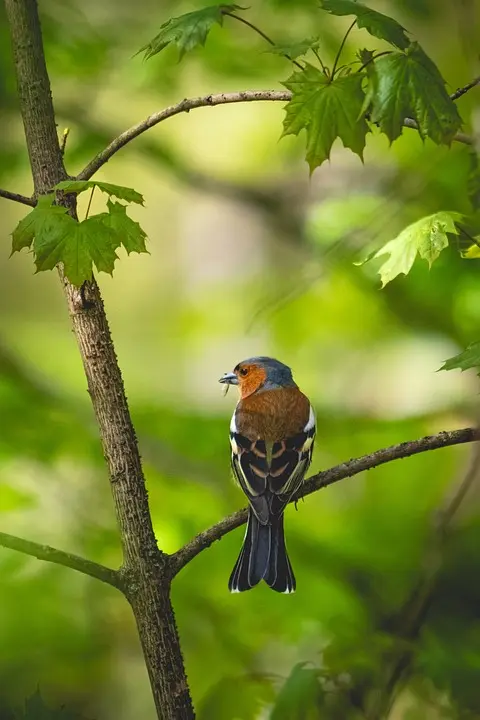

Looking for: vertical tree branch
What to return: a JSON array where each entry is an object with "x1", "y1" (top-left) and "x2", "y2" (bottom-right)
[{"x1": 3, "y1": 1, "x2": 193, "y2": 717}]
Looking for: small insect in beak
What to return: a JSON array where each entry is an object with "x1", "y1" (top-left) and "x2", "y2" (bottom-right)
[{"x1": 219, "y1": 371, "x2": 238, "y2": 396}]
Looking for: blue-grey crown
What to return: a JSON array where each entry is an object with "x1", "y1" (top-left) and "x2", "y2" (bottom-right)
[{"x1": 240, "y1": 356, "x2": 296, "y2": 388}]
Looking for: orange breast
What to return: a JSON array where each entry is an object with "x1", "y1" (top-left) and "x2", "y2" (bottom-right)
[{"x1": 236, "y1": 387, "x2": 310, "y2": 441}]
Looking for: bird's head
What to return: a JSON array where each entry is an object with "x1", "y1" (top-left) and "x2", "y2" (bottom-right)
[{"x1": 219, "y1": 356, "x2": 296, "y2": 398}]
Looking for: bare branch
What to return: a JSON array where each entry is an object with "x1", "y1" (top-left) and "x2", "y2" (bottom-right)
[
  {"x1": 77, "y1": 91, "x2": 291, "y2": 180},
  {"x1": 0, "y1": 531, "x2": 120, "y2": 588},
  {"x1": 0, "y1": 188, "x2": 35, "y2": 207},
  {"x1": 450, "y1": 75, "x2": 480, "y2": 101},
  {"x1": 170, "y1": 427, "x2": 480, "y2": 575}
]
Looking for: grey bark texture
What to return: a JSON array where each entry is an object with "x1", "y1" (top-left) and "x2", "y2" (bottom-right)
[{"x1": 3, "y1": 0, "x2": 194, "y2": 716}]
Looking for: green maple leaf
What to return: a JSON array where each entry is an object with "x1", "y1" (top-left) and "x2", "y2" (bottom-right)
[
  {"x1": 361, "y1": 211, "x2": 462, "y2": 287},
  {"x1": 441, "y1": 341, "x2": 480, "y2": 374},
  {"x1": 11, "y1": 194, "x2": 71, "y2": 253},
  {"x1": 320, "y1": 0, "x2": 410, "y2": 50},
  {"x1": 364, "y1": 43, "x2": 463, "y2": 144},
  {"x1": 12, "y1": 195, "x2": 149, "y2": 286},
  {"x1": 55, "y1": 180, "x2": 144, "y2": 205},
  {"x1": 267, "y1": 37, "x2": 321, "y2": 61},
  {"x1": 282, "y1": 64, "x2": 368, "y2": 172},
  {"x1": 137, "y1": 4, "x2": 243, "y2": 61},
  {"x1": 34, "y1": 214, "x2": 119, "y2": 285},
  {"x1": 101, "y1": 200, "x2": 148, "y2": 255}
]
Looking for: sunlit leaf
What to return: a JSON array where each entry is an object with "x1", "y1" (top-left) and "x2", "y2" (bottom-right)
[
  {"x1": 320, "y1": 0, "x2": 410, "y2": 50},
  {"x1": 267, "y1": 37, "x2": 321, "y2": 60},
  {"x1": 55, "y1": 180, "x2": 144, "y2": 205},
  {"x1": 360, "y1": 211, "x2": 462, "y2": 286},
  {"x1": 460, "y1": 241, "x2": 480, "y2": 259},
  {"x1": 282, "y1": 64, "x2": 368, "y2": 172},
  {"x1": 137, "y1": 4, "x2": 243, "y2": 61},
  {"x1": 440, "y1": 341, "x2": 480, "y2": 373},
  {"x1": 364, "y1": 43, "x2": 463, "y2": 144}
]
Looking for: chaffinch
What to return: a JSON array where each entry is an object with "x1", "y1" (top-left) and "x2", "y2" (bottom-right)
[{"x1": 219, "y1": 357, "x2": 316, "y2": 593}]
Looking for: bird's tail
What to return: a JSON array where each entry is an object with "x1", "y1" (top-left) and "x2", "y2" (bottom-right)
[{"x1": 228, "y1": 509, "x2": 296, "y2": 593}]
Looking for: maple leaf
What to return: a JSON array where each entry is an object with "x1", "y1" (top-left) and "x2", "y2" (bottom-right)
[
  {"x1": 360, "y1": 211, "x2": 462, "y2": 287},
  {"x1": 137, "y1": 4, "x2": 243, "y2": 61},
  {"x1": 363, "y1": 43, "x2": 463, "y2": 144},
  {"x1": 282, "y1": 64, "x2": 368, "y2": 172}
]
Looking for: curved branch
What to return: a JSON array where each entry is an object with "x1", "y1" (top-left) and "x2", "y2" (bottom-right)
[
  {"x1": 170, "y1": 427, "x2": 480, "y2": 576},
  {"x1": 77, "y1": 91, "x2": 291, "y2": 180},
  {"x1": 0, "y1": 188, "x2": 35, "y2": 206},
  {"x1": 0, "y1": 531, "x2": 120, "y2": 588},
  {"x1": 78, "y1": 75, "x2": 478, "y2": 181}
]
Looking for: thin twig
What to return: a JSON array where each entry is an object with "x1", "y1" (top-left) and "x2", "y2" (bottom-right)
[
  {"x1": 331, "y1": 19, "x2": 356, "y2": 79},
  {"x1": 450, "y1": 76, "x2": 480, "y2": 101},
  {"x1": 77, "y1": 89, "x2": 475, "y2": 181},
  {"x1": 60, "y1": 127, "x2": 70, "y2": 157},
  {"x1": 225, "y1": 12, "x2": 304, "y2": 70},
  {"x1": 0, "y1": 188, "x2": 36, "y2": 207},
  {"x1": 0, "y1": 531, "x2": 120, "y2": 587},
  {"x1": 170, "y1": 427, "x2": 480, "y2": 575}
]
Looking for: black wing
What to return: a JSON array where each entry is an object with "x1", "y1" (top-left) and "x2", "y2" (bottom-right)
[{"x1": 229, "y1": 414, "x2": 315, "y2": 525}]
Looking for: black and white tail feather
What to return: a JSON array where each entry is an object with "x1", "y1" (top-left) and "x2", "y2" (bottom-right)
[{"x1": 228, "y1": 407, "x2": 315, "y2": 593}]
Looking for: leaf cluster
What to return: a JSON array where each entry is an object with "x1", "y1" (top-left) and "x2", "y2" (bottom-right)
[{"x1": 11, "y1": 182, "x2": 148, "y2": 287}]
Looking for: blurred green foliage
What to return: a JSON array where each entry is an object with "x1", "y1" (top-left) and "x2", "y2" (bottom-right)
[{"x1": 1, "y1": 0, "x2": 480, "y2": 718}]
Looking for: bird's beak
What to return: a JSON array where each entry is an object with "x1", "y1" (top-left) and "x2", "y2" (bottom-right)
[{"x1": 219, "y1": 371, "x2": 238, "y2": 385}]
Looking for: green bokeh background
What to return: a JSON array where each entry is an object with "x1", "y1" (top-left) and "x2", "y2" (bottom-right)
[{"x1": 1, "y1": 0, "x2": 480, "y2": 717}]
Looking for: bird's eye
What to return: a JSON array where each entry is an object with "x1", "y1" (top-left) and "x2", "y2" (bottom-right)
[{"x1": 239, "y1": 367, "x2": 248, "y2": 376}]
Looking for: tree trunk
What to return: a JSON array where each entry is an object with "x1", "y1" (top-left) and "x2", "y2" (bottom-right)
[{"x1": 3, "y1": 0, "x2": 194, "y2": 717}]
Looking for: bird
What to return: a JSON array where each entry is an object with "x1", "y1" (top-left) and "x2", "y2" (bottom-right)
[{"x1": 219, "y1": 357, "x2": 315, "y2": 593}]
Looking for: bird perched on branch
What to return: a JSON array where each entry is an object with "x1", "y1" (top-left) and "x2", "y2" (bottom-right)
[{"x1": 219, "y1": 357, "x2": 315, "y2": 593}]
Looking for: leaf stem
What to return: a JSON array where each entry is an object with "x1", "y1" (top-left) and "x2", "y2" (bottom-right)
[
  {"x1": 331, "y1": 19, "x2": 356, "y2": 79},
  {"x1": 312, "y1": 47, "x2": 328, "y2": 75},
  {"x1": 225, "y1": 12, "x2": 304, "y2": 70},
  {"x1": 85, "y1": 186, "x2": 95, "y2": 219}
]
